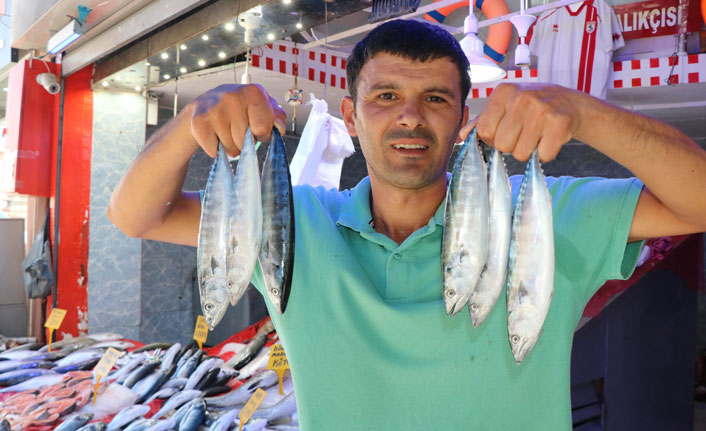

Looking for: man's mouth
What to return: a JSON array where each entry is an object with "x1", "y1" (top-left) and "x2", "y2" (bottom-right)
[{"x1": 392, "y1": 144, "x2": 428, "y2": 150}]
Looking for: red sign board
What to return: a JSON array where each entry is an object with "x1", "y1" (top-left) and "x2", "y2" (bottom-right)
[{"x1": 613, "y1": 0, "x2": 702, "y2": 40}]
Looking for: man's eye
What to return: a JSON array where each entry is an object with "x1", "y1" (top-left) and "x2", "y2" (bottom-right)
[
  {"x1": 378, "y1": 93, "x2": 396, "y2": 101},
  {"x1": 427, "y1": 95, "x2": 446, "y2": 103}
]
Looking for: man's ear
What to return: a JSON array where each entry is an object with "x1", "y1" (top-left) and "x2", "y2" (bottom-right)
[
  {"x1": 462, "y1": 104, "x2": 469, "y2": 127},
  {"x1": 340, "y1": 96, "x2": 358, "y2": 137}
]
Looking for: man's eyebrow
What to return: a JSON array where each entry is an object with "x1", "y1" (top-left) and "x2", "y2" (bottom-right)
[
  {"x1": 368, "y1": 82, "x2": 400, "y2": 92},
  {"x1": 424, "y1": 86, "x2": 455, "y2": 97}
]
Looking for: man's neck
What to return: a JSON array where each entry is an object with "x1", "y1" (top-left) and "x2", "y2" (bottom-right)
[{"x1": 369, "y1": 177, "x2": 447, "y2": 245}]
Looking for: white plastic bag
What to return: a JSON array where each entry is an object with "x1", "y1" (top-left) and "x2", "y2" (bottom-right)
[{"x1": 289, "y1": 94, "x2": 355, "y2": 189}]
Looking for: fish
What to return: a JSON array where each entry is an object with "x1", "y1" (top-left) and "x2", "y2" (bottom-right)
[
  {"x1": 110, "y1": 353, "x2": 147, "y2": 383},
  {"x1": 0, "y1": 359, "x2": 55, "y2": 374},
  {"x1": 134, "y1": 364, "x2": 176, "y2": 404},
  {"x1": 158, "y1": 343, "x2": 182, "y2": 372},
  {"x1": 205, "y1": 370, "x2": 278, "y2": 408},
  {"x1": 441, "y1": 128, "x2": 489, "y2": 316},
  {"x1": 194, "y1": 367, "x2": 221, "y2": 390},
  {"x1": 251, "y1": 392, "x2": 296, "y2": 422},
  {"x1": 183, "y1": 357, "x2": 221, "y2": 390},
  {"x1": 54, "y1": 350, "x2": 105, "y2": 369},
  {"x1": 226, "y1": 321, "x2": 274, "y2": 370},
  {"x1": 132, "y1": 342, "x2": 173, "y2": 354},
  {"x1": 469, "y1": 148, "x2": 513, "y2": 328},
  {"x1": 106, "y1": 404, "x2": 151, "y2": 430},
  {"x1": 55, "y1": 413, "x2": 95, "y2": 431},
  {"x1": 259, "y1": 128, "x2": 295, "y2": 314},
  {"x1": 200, "y1": 385, "x2": 231, "y2": 397},
  {"x1": 145, "y1": 386, "x2": 179, "y2": 404},
  {"x1": 177, "y1": 398, "x2": 206, "y2": 431},
  {"x1": 177, "y1": 350, "x2": 203, "y2": 379},
  {"x1": 208, "y1": 408, "x2": 239, "y2": 431},
  {"x1": 76, "y1": 423, "x2": 108, "y2": 431},
  {"x1": 152, "y1": 389, "x2": 202, "y2": 419},
  {"x1": 0, "y1": 420, "x2": 10, "y2": 431},
  {"x1": 123, "y1": 418, "x2": 154, "y2": 431},
  {"x1": 198, "y1": 143, "x2": 237, "y2": 330},
  {"x1": 506, "y1": 149, "x2": 555, "y2": 364},
  {"x1": 145, "y1": 418, "x2": 176, "y2": 431},
  {"x1": 0, "y1": 368, "x2": 57, "y2": 386},
  {"x1": 123, "y1": 360, "x2": 160, "y2": 389},
  {"x1": 236, "y1": 346, "x2": 270, "y2": 380},
  {"x1": 226, "y1": 127, "x2": 263, "y2": 308}
]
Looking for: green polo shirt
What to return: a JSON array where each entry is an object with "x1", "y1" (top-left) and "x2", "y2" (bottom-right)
[{"x1": 251, "y1": 175, "x2": 644, "y2": 431}]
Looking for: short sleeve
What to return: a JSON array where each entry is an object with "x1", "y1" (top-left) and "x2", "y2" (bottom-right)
[{"x1": 510, "y1": 175, "x2": 645, "y2": 306}]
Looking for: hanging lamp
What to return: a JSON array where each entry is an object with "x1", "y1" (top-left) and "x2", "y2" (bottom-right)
[{"x1": 458, "y1": 1, "x2": 506, "y2": 83}]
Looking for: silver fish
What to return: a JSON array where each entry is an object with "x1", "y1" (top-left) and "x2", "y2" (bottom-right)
[
  {"x1": 0, "y1": 373, "x2": 64, "y2": 392},
  {"x1": 106, "y1": 404, "x2": 151, "y2": 430},
  {"x1": 469, "y1": 148, "x2": 512, "y2": 327},
  {"x1": 184, "y1": 357, "x2": 221, "y2": 390},
  {"x1": 204, "y1": 370, "x2": 278, "y2": 408},
  {"x1": 208, "y1": 408, "x2": 239, "y2": 431},
  {"x1": 152, "y1": 389, "x2": 202, "y2": 419},
  {"x1": 236, "y1": 347, "x2": 269, "y2": 380},
  {"x1": 251, "y1": 392, "x2": 297, "y2": 422},
  {"x1": 145, "y1": 418, "x2": 176, "y2": 431},
  {"x1": 226, "y1": 127, "x2": 263, "y2": 307},
  {"x1": 441, "y1": 128, "x2": 489, "y2": 315},
  {"x1": 158, "y1": 342, "x2": 182, "y2": 372},
  {"x1": 55, "y1": 413, "x2": 94, "y2": 431},
  {"x1": 506, "y1": 149, "x2": 554, "y2": 364},
  {"x1": 178, "y1": 398, "x2": 206, "y2": 431},
  {"x1": 198, "y1": 143, "x2": 236, "y2": 330},
  {"x1": 259, "y1": 128, "x2": 295, "y2": 314}
]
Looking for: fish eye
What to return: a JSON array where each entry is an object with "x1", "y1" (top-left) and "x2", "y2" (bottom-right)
[
  {"x1": 227, "y1": 281, "x2": 233, "y2": 288},
  {"x1": 511, "y1": 335, "x2": 520, "y2": 344},
  {"x1": 470, "y1": 303, "x2": 478, "y2": 311},
  {"x1": 204, "y1": 303, "x2": 214, "y2": 311},
  {"x1": 445, "y1": 290, "x2": 455, "y2": 298}
]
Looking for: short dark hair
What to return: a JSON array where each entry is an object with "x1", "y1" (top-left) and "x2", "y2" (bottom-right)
[{"x1": 346, "y1": 19, "x2": 471, "y2": 105}]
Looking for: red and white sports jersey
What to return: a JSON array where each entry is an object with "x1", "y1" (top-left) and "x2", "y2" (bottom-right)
[{"x1": 530, "y1": 0, "x2": 624, "y2": 99}]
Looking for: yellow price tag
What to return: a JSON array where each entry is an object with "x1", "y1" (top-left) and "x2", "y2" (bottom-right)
[
  {"x1": 267, "y1": 344, "x2": 290, "y2": 395},
  {"x1": 238, "y1": 388, "x2": 267, "y2": 431},
  {"x1": 193, "y1": 315, "x2": 209, "y2": 349},
  {"x1": 44, "y1": 308, "x2": 67, "y2": 352},
  {"x1": 92, "y1": 347, "x2": 122, "y2": 404}
]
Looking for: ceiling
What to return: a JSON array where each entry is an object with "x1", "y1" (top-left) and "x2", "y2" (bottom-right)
[{"x1": 97, "y1": 0, "x2": 706, "y2": 142}]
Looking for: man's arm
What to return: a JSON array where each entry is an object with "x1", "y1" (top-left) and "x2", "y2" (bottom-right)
[
  {"x1": 107, "y1": 84, "x2": 285, "y2": 246},
  {"x1": 469, "y1": 83, "x2": 706, "y2": 241}
]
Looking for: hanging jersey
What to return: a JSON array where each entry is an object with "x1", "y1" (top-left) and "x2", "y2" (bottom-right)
[{"x1": 530, "y1": 0, "x2": 624, "y2": 99}]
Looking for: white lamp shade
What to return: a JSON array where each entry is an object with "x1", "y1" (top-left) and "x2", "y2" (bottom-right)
[{"x1": 460, "y1": 34, "x2": 507, "y2": 83}]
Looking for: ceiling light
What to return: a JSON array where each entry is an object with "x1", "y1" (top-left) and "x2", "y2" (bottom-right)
[
  {"x1": 459, "y1": 12, "x2": 506, "y2": 83},
  {"x1": 2, "y1": 87, "x2": 8, "y2": 92},
  {"x1": 267, "y1": 33, "x2": 275, "y2": 41},
  {"x1": 283, "y1": 0, "x2": 292, "y2": 4},
  {"x1": 510, "y1": 14, "x2": 536, "y2": 67},
  {"x1": 201, "y1": 34, "x2": 209, "y2": 41},
  {"x1": 163, "y1": 74, "x2": 171, "y2": 79},
  {"x1": 145, "y1": 61, "x2": 151, "y2": 66},
  {"x1": 218, "y1": 52, "x2": 226, "y2": 59},
  {"x1": 135, "y1": 86, "x2": 141, "y2": 91},
  {"x1": 47, "y1": 19, "x2": 86, "y2": 54},
  {"x1": 180, "y1": 67, "x2": 187, "y2": 73},
  {"x1": 180, "y1": 44, "x2": 187, "y2": 50},
  {"x1": 101, "y1": 81, "x2": 109, "y2": 87},
  {"x1": 225, "y1": 22, "x2": 235, "y2": 31},
  {"x1": 115, "y1": 75, "x2": 122, "y2": 81},
  {"x1": 198, "y1": 59, "x2": 206, "y2": 67},
  {"x1": 296, "y1": 22, "x2": 303, "y2": 29},
  {"x1": 161, "y1": 52, "x2": 169, "y2": 60}
]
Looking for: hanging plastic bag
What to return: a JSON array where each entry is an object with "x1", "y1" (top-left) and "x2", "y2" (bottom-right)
[
  {"x1": 289, "y1": 93, "x2": 355, "y2": 189},
  {"x1": 22, "y1": 210, "x2": 54, "y2": 299}
]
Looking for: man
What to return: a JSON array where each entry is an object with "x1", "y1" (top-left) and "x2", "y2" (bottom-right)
[{"x1": 108, "y1": 19, "x2": 706, "y2": 430}]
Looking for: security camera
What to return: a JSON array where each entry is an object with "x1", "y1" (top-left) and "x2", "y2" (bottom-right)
[{"x1": 36, "y1": 73, "x2": 61, "y2": 95}]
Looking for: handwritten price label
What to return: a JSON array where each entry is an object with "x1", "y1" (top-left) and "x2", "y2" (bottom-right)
[
  {"x1": 238, "y1": 388, "x2": 267, "y2": 430},
  {"x1": 44, "y1": 308, "x2": 67, "y2": 352},
  {"x1": 193, "y1": 315, "x2": 209, "y2": 349},
  {"x1": 267, "y1": 344, "x2": 290, "y2": 395},
  {"x1": 92, "y1": 347, "x2": 121, "y2": 404}
]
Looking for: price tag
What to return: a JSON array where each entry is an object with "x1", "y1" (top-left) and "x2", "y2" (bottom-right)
[
  {"x1": 238, "y1": 388, "x2": 267, "y2": 431},
  {"x1": 266, "y1": 344, "x2": 290, "y2": 395},
  {"x1": 193, "y1": 315, "x2": 209, "y2": 349},
  {"x1": 44, "y1": 308, "x2": 67, "y2": 352},
  {"x1": 92, "y1": 347, "x2": 121, "y2": 404}
]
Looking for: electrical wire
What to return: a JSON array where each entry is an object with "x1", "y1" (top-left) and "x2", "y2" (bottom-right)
[{"x1": 323, "y1": 0, "x2": 329, "y2": 100}]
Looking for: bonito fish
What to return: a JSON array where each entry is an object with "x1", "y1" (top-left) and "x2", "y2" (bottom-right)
[
  {"x1": 259, "y1": 128, "x2": 295, "y2": 314},
  {"x1": 198, "y1": 143, "x2": 235, "y2": 330},
  {"x1": 226, "y1": 128, "x2": 263, "y2": 307},
  {"x1": 441, "y1": 128, "x2": 489, "y2": 316},
  {"x1": 469, "y1": 148, "x2": 512, "y2": 327},
  {"x1": 506, "y1": 149, "x2": 554, "y2": 364}
]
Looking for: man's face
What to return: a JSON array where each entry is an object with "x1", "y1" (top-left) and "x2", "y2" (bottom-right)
[{"x1": 341, "y1": 52, "x2": 468, "y2": 192}]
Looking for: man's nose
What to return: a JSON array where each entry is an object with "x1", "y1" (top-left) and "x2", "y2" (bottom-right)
[{"x1": 396, "y1": 99, "x2": 426, "y2": 129}]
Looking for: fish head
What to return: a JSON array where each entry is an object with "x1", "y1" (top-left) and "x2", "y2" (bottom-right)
[
  {"x1": 507, "y1": 304, "x2": 542, "y2": 364},
  {"x1": 469, "y1": 301, "x2": 493, "y2": 328},
  {"x1": 201, "y1": 281, "x2": 229, "y2": 330},
  {"x1": 442, "y1": 274, "x2": 472, "y2": 316}
]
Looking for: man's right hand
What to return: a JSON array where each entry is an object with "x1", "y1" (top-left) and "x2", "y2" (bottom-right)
[
  {"x1": 107, "y1": 84, "x2": 286, "y2": 246},
  {"x1": 188, "y1": 84, "x2": 286, "y2": 158}
]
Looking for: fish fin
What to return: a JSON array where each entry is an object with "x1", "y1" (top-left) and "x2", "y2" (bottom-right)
[
  {"x1": 210, "y1": 256, "x2": 219, "y2": 274},
  {"x1": 518, "y1": 283, "x2": 529, "y2": 303}
]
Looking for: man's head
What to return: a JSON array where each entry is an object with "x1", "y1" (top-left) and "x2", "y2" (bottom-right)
[{"x1": 346, "y1": 19, "x2": 471, "y2": 106}]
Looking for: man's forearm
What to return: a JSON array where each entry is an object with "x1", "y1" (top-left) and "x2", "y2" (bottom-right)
[
  {"x1": 107, "y1": 105, "x2": 200, "y2": 239},
  {"x1": 577, "y1": 96, "x2": 706, "y2": 228}
]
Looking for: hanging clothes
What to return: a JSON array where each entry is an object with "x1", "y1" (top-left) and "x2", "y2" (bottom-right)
[
  {"x1": 530, "y1": 0, "x2": 624, "y2": 99},
  {"x1": 289, "y1": 94, "x2": 355, "y2": 190}
]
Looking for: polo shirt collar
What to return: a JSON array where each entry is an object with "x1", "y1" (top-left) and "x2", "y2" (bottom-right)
[{"x1": 336, "y1": 176, "x2": 446, "y2": 247}]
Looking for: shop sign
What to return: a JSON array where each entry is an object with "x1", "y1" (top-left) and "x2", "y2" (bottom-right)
[{"x1": 614, "y1": 0, "x2": 702, "y2": 40}]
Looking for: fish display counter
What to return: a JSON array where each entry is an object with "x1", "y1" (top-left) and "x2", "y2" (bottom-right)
[{"x1": 0, "y1": 317, "x2": 298, "y2": 431}]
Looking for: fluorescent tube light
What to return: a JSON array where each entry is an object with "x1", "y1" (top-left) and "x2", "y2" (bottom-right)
[{"x1": 47, "y1": 20, "x2": 85, "y2": 55}]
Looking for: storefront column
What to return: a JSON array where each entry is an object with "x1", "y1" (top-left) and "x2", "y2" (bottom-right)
[{"x1": 88, "y1": 90, "x2": 145, "y2": 339}]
